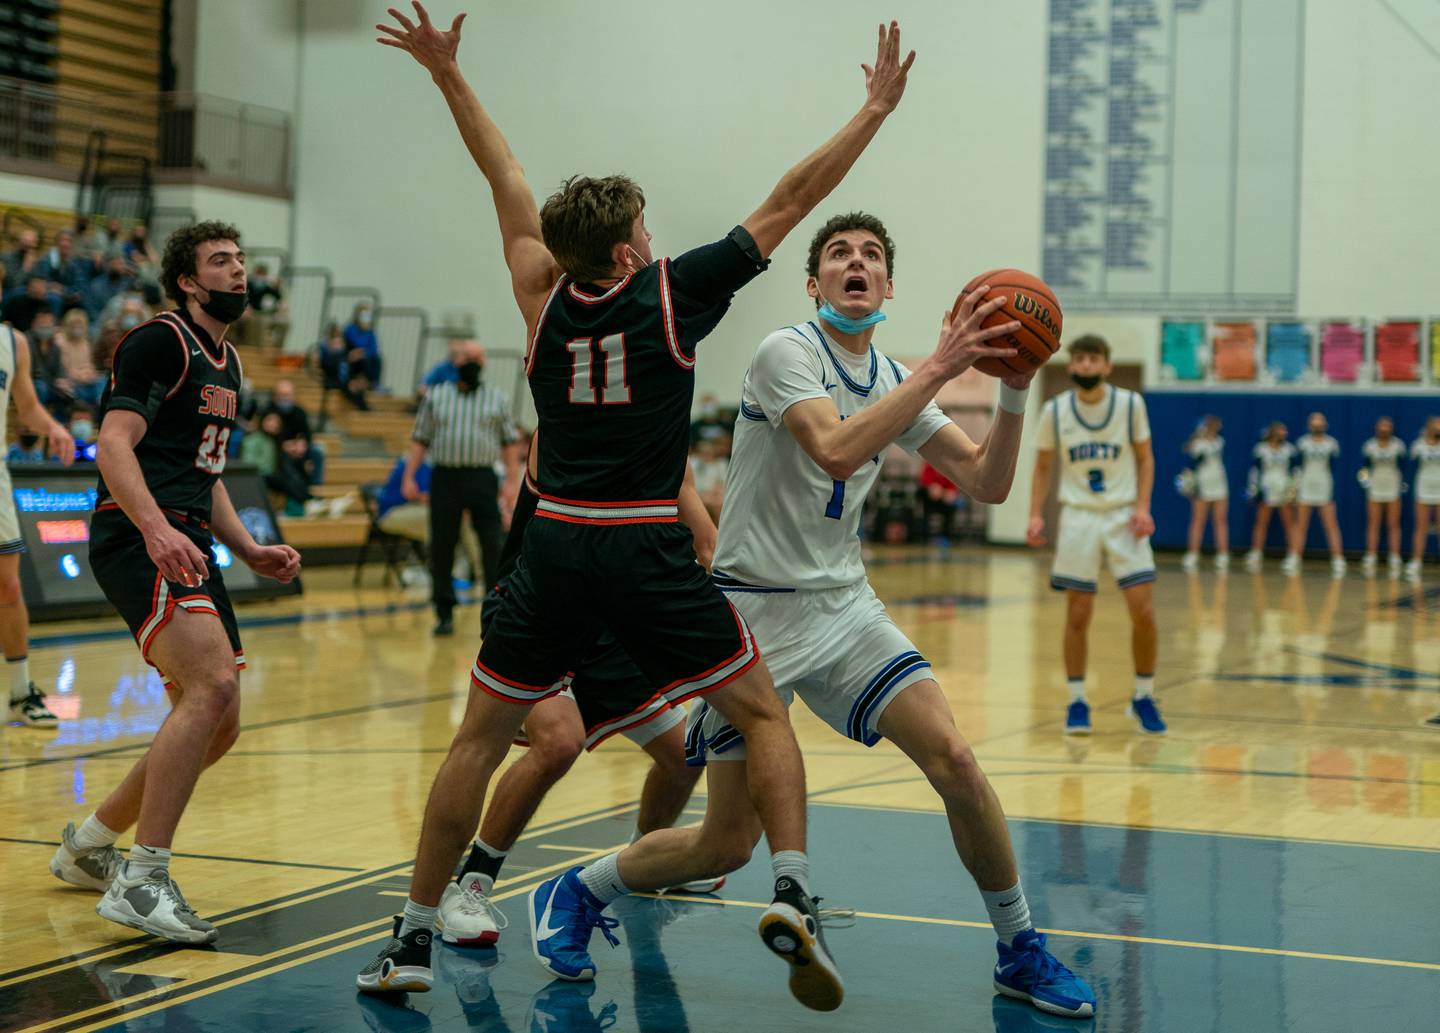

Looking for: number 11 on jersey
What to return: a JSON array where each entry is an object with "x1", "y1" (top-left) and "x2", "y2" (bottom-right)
[{"x1": 567, "y1": 334, "x2": 630, "y2": 405}]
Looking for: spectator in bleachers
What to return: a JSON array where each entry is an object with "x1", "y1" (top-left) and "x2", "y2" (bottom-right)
[
  {"x1": 121, "y1": 224, "x2": 159, "y2": 271},
  {"x1": 318, "y1": 322, "x2": 370, "y2": 411},
  {"x1": 375, "y1": 453, "x2": 481, "y2": 583},
  {"x1": 242, "y1": 262, "x2": 289, "y2": 349},
  {"x1": 343, "y1": 302, "x2": 383, "y2": 390},
  {"x1": 241, "y1": 411, "x2": 321, "y2": 515},
  {"x1": 35, "y1": 230, "x2": 94, "y2": 308},
  {"x1": 5, "y1": 422, "x2": 46, "y2": 464},
  {"x1": 67, "y1": 403, "x2": 95, "y2": 450},
  {"x1": 53, "y1": 309, "x2": 106, "y2": 407},
  {"x1": 2, "y1": 275, "x2": 58, "y2": 332},
  {"x1": 84, "y1": 255, "x2": 135, "y2": 323},
  {"x1": 688, "y1": 435, "x2": 728, "y2": 522},
  {"x1": 918, "y1": 462, "x2": 959, "y2": 543},
  {"x1": 262, "y1": 380, "x2": 325, "y2": 489},
  {"x1": 100, "y1": 288, "x2": 150, "y2": 331},
  {"x1": 26, "y1": 310, "x2": 65, "y2": 410},
  {"x1": 101, "y1": 217, "x2": 124, "y2": 253},
  {"x1": 690, "y1": 390, "x2": 732, "y2": 446},
  {"x1": 2, "y1": 229, "x2": 41, "y2": 286}
]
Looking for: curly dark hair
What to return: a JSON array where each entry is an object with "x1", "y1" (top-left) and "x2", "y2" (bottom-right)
[
  {"x1": 805, "y1": 212, "x2": 896, "y2": 280},
  {"x1": 161, "y1": 220, "x2": 242, "y2": 305},
  {"x1": 539, "y1": 175, "x2": 645, "y2": 284}
]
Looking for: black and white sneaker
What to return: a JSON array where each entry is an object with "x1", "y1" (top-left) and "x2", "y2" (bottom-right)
[
  {"x1": 50, "y1": 821, "x2": 124, "y2": 891},
  {"x1": 758, "y1": 878, "x2": 844, "y2": 1012},
  {"x1": 96, "y1": 867, "x2": 217, "y2": 944},
  {"x1": 356, "y1": 916, "x2": 434, "y2": 994},
  {"x1": 10, "y1": 684, "x2": 57, "y2": 727}
]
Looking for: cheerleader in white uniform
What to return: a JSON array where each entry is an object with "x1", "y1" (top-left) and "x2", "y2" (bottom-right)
[
  {"x1": 1406, "y1": 416, "x2": 1440, "y2": 581},
  {"x1": 1359, "y1": 416, "x2": 1405, "y2": 577},
  {"x1": 1182, "y1": 415, "x2": 1229, "y2": 572},
  {"x1": 1244, "y1": 421, "x2": 1297, "y2": 572},
  {"x1": 1286, "y1": 412, "x2": 1345, "y2": 578}
]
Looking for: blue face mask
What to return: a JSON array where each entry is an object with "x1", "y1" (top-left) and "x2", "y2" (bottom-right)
[{"x1": 817, "y1": 298, "x2": 886, "y2": 335}]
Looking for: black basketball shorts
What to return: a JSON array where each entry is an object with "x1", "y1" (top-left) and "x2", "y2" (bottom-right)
[
  {"x1": 481, "y1": 586, "x2": 685, "y2": 750},
  {"x1": 90, "y1": 506, "x2": 245, "y2": 683},
  {"x1": 473, "y1": 518, "x2": 759, "y2": 716}
]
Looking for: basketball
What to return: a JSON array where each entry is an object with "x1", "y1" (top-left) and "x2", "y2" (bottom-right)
[{"x1": 960, "y1": 268, "x2": 1064, "y2": 378}]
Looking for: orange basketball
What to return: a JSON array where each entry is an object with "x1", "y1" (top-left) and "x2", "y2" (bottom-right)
[{"x1": 959, "y1": 268, "x2": 1063, "y2": 378}]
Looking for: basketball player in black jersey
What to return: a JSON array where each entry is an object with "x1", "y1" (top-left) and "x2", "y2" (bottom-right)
[
  {"x1": 362, "y1": 4, "x2": 912, "y2": 1011},
  {"x1": 48, "y1": 222, "x2": 301, "y2": 944}
]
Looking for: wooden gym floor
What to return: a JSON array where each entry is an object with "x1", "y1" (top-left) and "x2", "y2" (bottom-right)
[{"x1": 1, "y1": 546, "x2": 1437, "y2": 1032}]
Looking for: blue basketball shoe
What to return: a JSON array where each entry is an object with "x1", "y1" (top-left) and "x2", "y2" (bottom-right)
[
  {"x1": 1064, "y1": 701, "x2": 1092, "y2": 735},
  {"x1": 529, "y1": 867, "x2": 620, "y2": 981},
  {"x1": 993, "y1": 930, "x2": 1096, "y2": 1018},
  {"x1": 1127, "y1": 697, "x2": 1167, "y2": 734}
]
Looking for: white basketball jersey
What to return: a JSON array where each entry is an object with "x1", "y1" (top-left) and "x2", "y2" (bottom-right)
[
  {"x1": 0, "y1": 326, "x2": 15, "y2": 417},
  {"x1": 714, "y1": 321, "x2": 951, "y2": 590},
  {"x1": 1411, "y1": 438, "x2": 1440, "y2": 500},
  {"x1": 1252, "y1": 441, "x2": 1295, "y2": 478},
  {"x1": 1042, "y1": 387, "x2": 1150, "y2": 510},
  {"x1": 1361, "y1": 437, "x2": 1404, "y2": 497}
]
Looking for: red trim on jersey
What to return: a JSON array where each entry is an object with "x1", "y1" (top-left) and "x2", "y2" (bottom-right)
[
  {"x1": 566, "y1": 274, "x2": 633, "y2": 304},
  {"x1": 651, "y1": 603, "x2": 756, "y2": 701},
  {"x1": 657, "y1": 259, "x2": 695, "y2": 371},
  {"x1": 525, "y1": 277, "x2": 566, "y2": 378},
  {"x1": 110, "y1": 316, "x2": 191, "y2": 400},
  {"x1": 161, "y1": 311, "x2": 229, "y2": 370}
]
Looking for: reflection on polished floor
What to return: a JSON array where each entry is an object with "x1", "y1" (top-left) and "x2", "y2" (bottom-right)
[{"x1": 2, "y1": 547, "x2": 1437, "y2": 1032}]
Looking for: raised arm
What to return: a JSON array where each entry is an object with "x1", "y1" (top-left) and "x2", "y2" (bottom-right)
[
  {"x1": 378, "y1": 3, "x2": 559, "y2": 321},
  {"x1": 741, "y1": 22, "x2": 915, "y2": 258},
  {"x1": 918, "y1": 378, "x2": 1031, "y2": 505}
]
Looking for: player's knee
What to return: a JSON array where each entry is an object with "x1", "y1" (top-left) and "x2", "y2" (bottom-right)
[
  {"x1": 924, "y1": 740, "x2": 985, "y2": 803},
  {"x1": 654, "y1": 749, "x2": 701, "y2": 786},
  {"x1": 698, "y1": 833, "x2": 754, "y2": 876},
  {"x1": 189, "y1": 670, "x2": 239, "y2": 724},
  {"x1": 529, "y1": 730, "x2": 585, "y2": 777},
  {"x1": 0, "y1": 573, "x2": 22, "y2": 605},
  {"x1": 209, "y1": 710, "x2": 240, "y2": 760},
  {"x1": 1065, "y1": 599, "x2": 1094, "y2": 630}
]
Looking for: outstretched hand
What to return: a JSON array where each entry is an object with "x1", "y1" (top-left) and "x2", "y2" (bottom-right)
[
  {"x1": 376, "y1": 2, "x2": 466, "y2": 73},
  {"x1": 926, "y1": 285, "x2": 1021, "y2": 381},
  {"x1": 862, "y1": 21, "x2": 916, "y2": 114}
]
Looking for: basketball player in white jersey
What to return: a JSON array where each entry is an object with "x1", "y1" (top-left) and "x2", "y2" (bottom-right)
[
  {"x1": 561, "y1": 213, "x2": 1098, "y2": 1019},
  {"x1": 1286, "y1": 412, "x2": 1344, "y2": 577},
  {"x1": 1244, "y1": 422, "x2": 1297, "y2": 572},
  {"x1": 0, "y1": 321, "x2": 75, "y2": 727},
  {"x1": 1026, "y1": 335, "x2": 1165, "y2": 736},
  {"x1": 1181, "y1": 415, "x2": 1228, "y2": 573},
  {"x1": 1406, "y1": 415, "x2": 1440, "y2": 581},
  {"x1": 1359, "y1": 416, "x2": 1404, "y2": 577}
]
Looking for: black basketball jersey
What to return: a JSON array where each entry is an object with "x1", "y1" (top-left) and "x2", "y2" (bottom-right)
[
  {"x1": 524, "y1": 227, "x2": 768, "y2": 521},
  {"x1": 96, "y1": 310, "x2": 243, "y2": 520}
]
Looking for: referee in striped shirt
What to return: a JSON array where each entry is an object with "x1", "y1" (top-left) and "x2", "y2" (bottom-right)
[{"x1": 402, "y1": 341, "x2": 521, "y2": 635}]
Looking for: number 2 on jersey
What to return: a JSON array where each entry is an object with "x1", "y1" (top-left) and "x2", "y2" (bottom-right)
[
  {"x1": 195, "y1": 424, "x2": 230, "y2": 474},
  {"x1": 1087, "y1": 468, "x2": 1105, "y2": 493},
  {"x1": 567, "y1": 334, "x2": 630, "y2": 405}
]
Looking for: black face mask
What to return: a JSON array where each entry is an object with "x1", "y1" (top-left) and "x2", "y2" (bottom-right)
[
  {"x1": 457, "y1": 361, "x2": 482, "y2": 390},
  {"x1": 198, "y1": 286, "x2": 249, "y2": 324},
  {"x1": 18, "y1": 433, "x2": 38, "y2": 449},
  {"x1": 1071, "y1": 372, "x2": 1102, "y2": 390}
]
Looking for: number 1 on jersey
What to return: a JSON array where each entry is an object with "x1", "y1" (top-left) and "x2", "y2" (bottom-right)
[
  {"x1": 567, "y1": 334, "x2": 630, "y2": 405},
  {"x1": 825, "y1": 479, "x2": 845, "y2": 519}
]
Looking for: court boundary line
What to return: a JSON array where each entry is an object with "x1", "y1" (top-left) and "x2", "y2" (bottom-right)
[
  {"x1": 640, "y1": 893, "x2": 1440, "y2": 973},
  {"x1": 810, "y1": 799, "x2": 1440, "y2": 854},
  {"x1": 0, "y1": 836, "x2": 368, "y2": 873}
]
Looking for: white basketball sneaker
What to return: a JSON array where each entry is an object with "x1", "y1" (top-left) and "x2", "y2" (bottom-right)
[
  {"x1": 1389, "y1": 553, "x2": 1403, "y2": 578},
  {"x1": 50, "y1": 822, "x2": 124, "y2": 891},
  {"x1": 664, "y1": 875, "x2": 727, "y2": 894},
  {"x1": 1181, "y1": 552, "x2": 1199, "y2": 573},
  {"x1": 1214, "y1": 553, "x2": 1230, "y2": 573},
  {"x1": 1362, "y1": 553, "x2": 1377, "y2": 577},
  {"x1": 1243, "y1": 549, "x2": 1262, "y2": 572},
  {"x1": 1280, "y1": 553, "x2": 1300, "y2": 576},
  {"x1": 1405, "y1": 559, "x2": 1421, "y2": 582},
  {"x1": 97, "y1": 866, "x2": 217, "y2": 944},
  {"x1": 1331, "y1": 556, "x2": 1347, "y2": 578},
  {"x1": 436, "y1": 875, "x2": 509, "y2": 947}
]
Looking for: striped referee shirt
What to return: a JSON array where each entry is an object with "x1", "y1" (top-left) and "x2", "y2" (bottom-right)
[{"x1": 412, "y1": 382, "x2": 517, "y2": 468}]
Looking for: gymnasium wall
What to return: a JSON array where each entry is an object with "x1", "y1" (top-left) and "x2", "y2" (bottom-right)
[{"x1": 1145, "y1": 390, "x2": 1440, "y2": 558}]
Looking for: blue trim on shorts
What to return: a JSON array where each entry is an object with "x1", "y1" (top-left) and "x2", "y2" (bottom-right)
[
  {"x1": 711, "y1": 571, "x2": 794, "y2": 593},
  {"x1": 1051, "y1": 575, "x2": 1098, "y2": 594},
  {"x1": 0, "y1": 538, "x2": 26, "y2": 555},
  {"x1": 1117, "y1": 569, "x2": 1157, "y2": 588},
  {"x1": 684, "y1": 701, "x2": 745, "y2": 767},
  {"x1": 847, "y1": 650, "x2": 930, "y2": 746}
]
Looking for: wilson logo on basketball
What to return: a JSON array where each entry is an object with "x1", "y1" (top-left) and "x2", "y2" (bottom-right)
[{"x1": 1013, "y1": 293, "x2": 1060, "y2": 341}]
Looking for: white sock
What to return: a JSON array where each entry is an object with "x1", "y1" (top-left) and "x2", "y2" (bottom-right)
[
  {"x1": 770, "y1": 850, "x2": 811, "y2": 896},
  {"x1": 980, "y1": 882, "x2": 1034, "y2": 943},
  {"x1": 578, "y1": 851, "x2": 630, "y2": 906},
  {"x1": 399, "y1": 899, "x2": 437, "y2": 937},
  {"x1": 72, "y1": 813, "x2": 119, "y2": 852},
  {"x1": 1133, "y1": 674, "x2": 1155, "y2": 700},
  {"x1": 124, "y1": 844, "x2": 171, "y2": 879},
  {"x1": 8, "y1": 656, "x2": 29, "y2": 704},
  {"x1": 1067, "y1": 678, "x2": 1087, "y2": 704}
]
